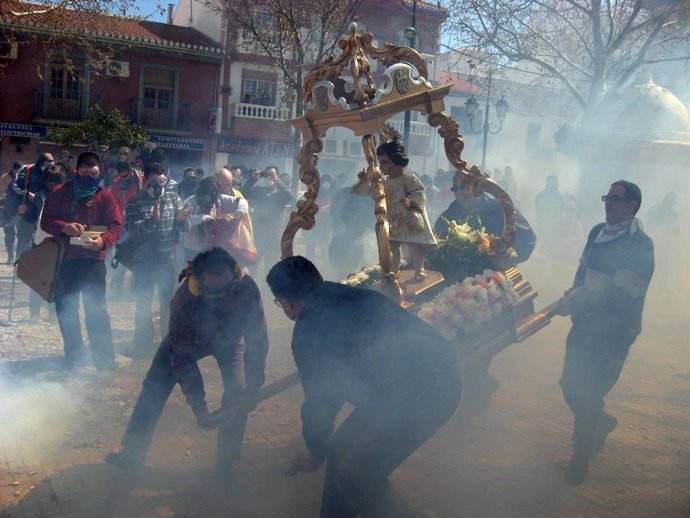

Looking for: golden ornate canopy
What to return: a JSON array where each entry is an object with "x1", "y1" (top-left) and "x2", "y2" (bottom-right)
[{"x1": 284, "y1": 22, "x2": 518, "y2": 303}]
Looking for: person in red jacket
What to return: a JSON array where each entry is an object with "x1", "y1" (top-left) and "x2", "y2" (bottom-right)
[
  {"x1": 41, "y1": 152, "x2": 124, "y2": 371},
  {"x1": 108, "y1": 160, "x2": 144, "y2": 296}
]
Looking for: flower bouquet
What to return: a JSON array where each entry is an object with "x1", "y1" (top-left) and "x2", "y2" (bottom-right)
[
  {"x1": 416, "y1": 269, "x2": 518, "y2": 341},
  {"x1": 341, "y1": 263, "x2": 384, "y2": 289},
  {"x1": 425, "y1": 220, "x2": 515, "y2": 283}
]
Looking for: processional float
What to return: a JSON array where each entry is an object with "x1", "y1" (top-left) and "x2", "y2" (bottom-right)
[{"x1": 213, "y1": 23, "x2": 563, "y2": 421}]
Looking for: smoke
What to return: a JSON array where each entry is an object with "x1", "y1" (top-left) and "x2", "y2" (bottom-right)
[{"x1": 0, "y1": 374, "x2": 82, "y2": 459}]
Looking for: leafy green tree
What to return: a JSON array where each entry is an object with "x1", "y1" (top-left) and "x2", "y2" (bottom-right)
[{"x1": 50, "y1": 105, "x2": 147, "y2": 152}]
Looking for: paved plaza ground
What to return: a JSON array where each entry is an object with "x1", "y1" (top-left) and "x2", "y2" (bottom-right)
[{"x1": 0, "y1": 258, "x2": 688, "y2": 518}]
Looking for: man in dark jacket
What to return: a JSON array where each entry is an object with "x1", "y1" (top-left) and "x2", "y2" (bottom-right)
[
  {"x1": 1, "y1": 162, "x2": 22, "y2": 264},
  {"x1": 559, "y1": 180, "x2": 654, "y2": 485},
  {"x1": 434, "y1": 181, "x2": 536, "y2": 263},
  {"x1": 41, "y1": 151, "x2": 123, "y2": 371},
  {"x1": 244, "y1": 166, "x2": 295, "y2": 269},
  {"x1": 13, "y1": 152, "x2": 55, "y2": 257},
  {"x1": 267, "y1": 256, "x2": 461, "y2": 518},
  {"x1": 106, "y1": 248, "x2": 269, "y2": 475},
  {"x1": 125, "y1": 162, "x2": 191, "y2": 357}
]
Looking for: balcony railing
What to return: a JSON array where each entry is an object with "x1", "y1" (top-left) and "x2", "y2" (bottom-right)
[
  {"x1": 32, "y1": 88, "x2": 85, "y2": 121},
  {"x1": 389, "y1": 119, "x2": 433, "y2": 137},
  {"x1": 32, "y1": 90, "x2": 192, "y2": 131},
  {"x1": 234, "y1": 102, "x2": 290, "y2": 121},
  {"x1": 129, "y1": 98, "x2": 192, "y2": 131}
]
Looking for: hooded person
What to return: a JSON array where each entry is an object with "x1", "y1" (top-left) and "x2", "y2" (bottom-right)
[{"x1": 181, "y1": 177, "x2": 250, "y2": 263}]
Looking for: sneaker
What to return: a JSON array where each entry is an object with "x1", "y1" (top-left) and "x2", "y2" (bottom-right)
[
  {"x1": 27, "y1": 314, "x2": 40, "y2": 324},
  {"x1": 105, "y1": 451, "x2": 145, "y2": 471}
]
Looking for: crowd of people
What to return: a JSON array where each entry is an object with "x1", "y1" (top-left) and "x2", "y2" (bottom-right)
[{"x1": 0, "y1": 137, "x2": 658, "y2": 514}]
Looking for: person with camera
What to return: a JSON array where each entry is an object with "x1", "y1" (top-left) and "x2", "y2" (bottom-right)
[
  {"x1": 182, "y1": 176, "x2": 250, "y2": 262},
  {"x1": 244, "y1": 166, "x2": 295, "y2": 270},
  {"x1": 106, "y1": 248, "x2": 269, "y2": 477},
  {"x1": 124, "y1": 162, "x2": 191, "y2": 358}
]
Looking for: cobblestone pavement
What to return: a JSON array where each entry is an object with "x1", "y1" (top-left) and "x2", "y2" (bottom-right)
[{"x1": 0, "y1": 259, "x2": 689, "y2": 518}]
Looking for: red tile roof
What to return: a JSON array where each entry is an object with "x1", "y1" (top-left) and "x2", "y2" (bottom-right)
[
  {"x1": 437, "y1": 70, "x2": 484, "y2": 95},
  {"x1": 1, "y1": 1, "x2": 223, "y2": 54}
]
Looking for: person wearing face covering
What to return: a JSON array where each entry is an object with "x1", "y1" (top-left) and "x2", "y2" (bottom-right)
[
  {"x1": 177, "y1": 167, "x2": 199, "y2": 201},
  {"x1": 105, "y1": 248, "x2": 268, "y2": 477},
  {"x1": 268, "y1": 256, "x2": 461, "y2": 518},
  {"x1": 181, "y1": 176, "x2": 249, "y2": 262},
  {"x1": 41, "y1": 152, "x2": 123, "y2": 371},
  {"x1": 123, "y1": 162, "x2": 191, "y2": 358}
]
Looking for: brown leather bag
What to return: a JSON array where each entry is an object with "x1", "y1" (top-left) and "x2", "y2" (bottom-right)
[{"x1": 16, "y1": 237, "x2": 66, "y2": 302}]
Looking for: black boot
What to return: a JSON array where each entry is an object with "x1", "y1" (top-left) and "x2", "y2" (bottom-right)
[
  {"x1": 564, "y1": 453, "x2": 589, "y2": 485},
  {"x1": 105, "y1": 449, "x2": 145, "y2": 471}
]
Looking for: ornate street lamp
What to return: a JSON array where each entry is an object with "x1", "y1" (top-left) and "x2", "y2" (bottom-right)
[
  {"x1": 465, "y1": 74, "x2": 509, "y2": 171},
  {"x1": 402, "y1": 0, "x2": 417, "y2": 150}
]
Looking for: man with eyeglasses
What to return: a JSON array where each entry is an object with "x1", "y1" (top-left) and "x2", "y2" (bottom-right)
[
  {"x1": 106, "y1": 248, "x2": 268, "y2": 478},
  {"x1": 558, "y1": 180, "x2": 654, "y2": 485},
  {"x1": 40, "y1": 151, "x2": 123, "y2": 371},
  {"x1": 267, "y1": 255, "x2": 461, "y2": 518},
  {"x1": 123, "y1": 162, "x2": 191, "y2": 358}
]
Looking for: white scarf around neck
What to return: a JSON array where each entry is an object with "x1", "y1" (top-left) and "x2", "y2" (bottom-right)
[{"x1": 594, "y1": 217, "x2": 643, "y2": 244}]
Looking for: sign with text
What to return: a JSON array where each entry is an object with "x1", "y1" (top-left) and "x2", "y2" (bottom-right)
[
  {"x1": 148, "y1": 134, "x2": 205, "y2": 151},
  {"x1": 217, "y1": 136, "x2": 294, "y2": 157},
  {"x1": 0, "y1": 123, "x2": 49, "y2": 138}
]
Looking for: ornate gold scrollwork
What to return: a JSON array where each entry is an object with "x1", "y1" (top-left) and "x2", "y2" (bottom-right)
[
  {"x1": 287, "y1": 22, "x2": 519, "y2": 296},
  {"x1": 281, "y1": 139, "x2": 322, "y2": 260}
]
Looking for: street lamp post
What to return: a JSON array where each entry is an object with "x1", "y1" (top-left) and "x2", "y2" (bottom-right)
[
  {"x1": 402, "y1": 0, "x2": 417, "y2": 150},
  {"x1": 465, "y1": 73, "x2": 509, "y2": 171}
]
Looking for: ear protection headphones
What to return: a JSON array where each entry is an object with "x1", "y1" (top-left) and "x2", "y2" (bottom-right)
[{"x1": 186, "y1": 248, "x2": 242, "y2": 296}]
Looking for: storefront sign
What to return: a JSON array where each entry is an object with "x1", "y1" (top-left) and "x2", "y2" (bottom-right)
[
  {"x1": 0, "y1": 123, "x2": 49, "y2": 138},
  {"x1": 148, "y1": 134, "x2": 205, "y2": 151},
  {"x1": 217, "y1": 136, "x2": 294, "y2": 157}
]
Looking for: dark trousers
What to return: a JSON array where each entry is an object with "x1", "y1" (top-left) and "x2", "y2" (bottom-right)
[
  {"x1": 132, "y1": 262, "x2": 176, "y2": 352},
  {"x1": 16, "y1": 217, "x2": 35, "y2": 257},
  {"x1": 560, "y1": 326, "x2": 635, "y2": 457},
  {"x1": 121, "y1": 336, "x2": 248, "y2": 466},
  {"x1": 3, "y1": 216, "x2": 17, "y2": 260},
  {"x1": 54, "y1": 258, "x2": 116, "y2": 370},
  {"x1": 321, "y1": 375, "x2": 461, "y2": 518}
]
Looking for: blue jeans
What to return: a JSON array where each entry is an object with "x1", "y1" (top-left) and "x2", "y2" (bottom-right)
[{"x1": 54, "y1": 258, "x2": 116, "y2": 370}]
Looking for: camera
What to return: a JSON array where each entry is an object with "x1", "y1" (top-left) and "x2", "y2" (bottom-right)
[{"x1": 259, "y1": 171, "x2": 269, "y2": 178}]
